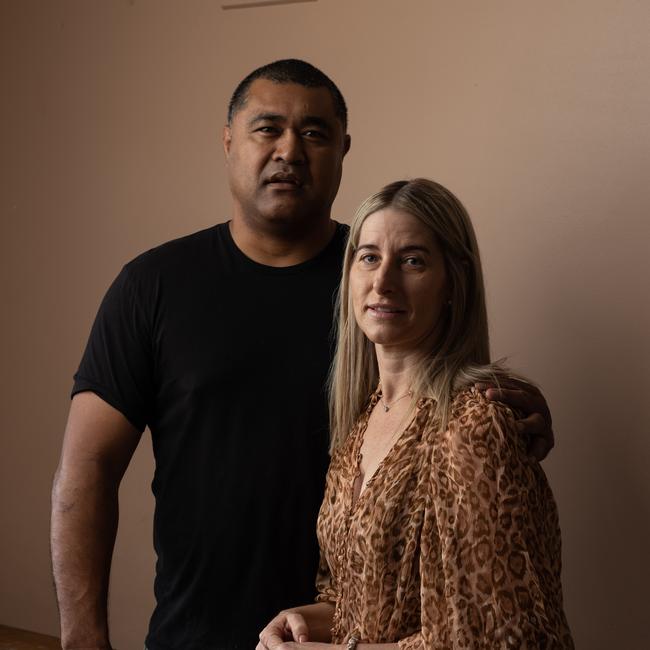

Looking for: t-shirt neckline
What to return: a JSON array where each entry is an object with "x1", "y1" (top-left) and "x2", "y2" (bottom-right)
[{"x1": 219, "y1": 220, "x2": 345, "y2": 275}]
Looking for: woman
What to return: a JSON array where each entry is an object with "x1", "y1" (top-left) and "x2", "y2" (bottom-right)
[{"x1": 258, "y1": 179, "x2": 573, "y2": 649}]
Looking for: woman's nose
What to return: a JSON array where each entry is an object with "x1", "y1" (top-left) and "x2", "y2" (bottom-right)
[{"x1": 373, "y1": 262, "x2": 396, "y2": 294}]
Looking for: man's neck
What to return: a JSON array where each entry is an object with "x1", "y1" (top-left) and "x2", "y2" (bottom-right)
[{"x1": 228, "y1": 216, "x2": 337, "y2": 267}]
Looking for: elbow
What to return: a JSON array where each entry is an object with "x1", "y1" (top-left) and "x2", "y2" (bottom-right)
[{"x1": 51, "y1": 456, "x2": 120, "y2": 515}]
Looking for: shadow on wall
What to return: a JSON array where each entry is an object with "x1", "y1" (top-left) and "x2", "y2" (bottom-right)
[{"x1": 546, "y1": 171, "x2": 650, "y2": 647}]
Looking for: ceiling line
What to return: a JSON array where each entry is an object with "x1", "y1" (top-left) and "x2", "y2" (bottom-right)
[{"x1": 222, "y1": 0, "x2": 317, "y2": 10}]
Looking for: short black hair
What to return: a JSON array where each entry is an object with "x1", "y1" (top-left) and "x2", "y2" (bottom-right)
[{"x1": 227, "y1": 58, "x2": 348, "y2": 130}]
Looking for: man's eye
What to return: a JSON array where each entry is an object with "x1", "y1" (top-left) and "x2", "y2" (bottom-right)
[
  {"x1": 256, "y1": 126, "x2": 278, "y2": 134},
  {"x1": 303, "y1": 130, "x2": 325, "y2": 139}
]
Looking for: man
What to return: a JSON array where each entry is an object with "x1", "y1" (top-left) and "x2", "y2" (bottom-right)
[{"x1": 51, "y1": 60, "x2": 553, "y2": 650}]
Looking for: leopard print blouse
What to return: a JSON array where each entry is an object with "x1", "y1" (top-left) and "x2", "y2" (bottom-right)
[{"x1": 316, "y1": 387, "x2": 574, "y2": 649}]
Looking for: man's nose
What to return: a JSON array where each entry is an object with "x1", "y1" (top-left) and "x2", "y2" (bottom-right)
[{"x1": 273, "y1": 130, "x2": 306, "y2": 165}]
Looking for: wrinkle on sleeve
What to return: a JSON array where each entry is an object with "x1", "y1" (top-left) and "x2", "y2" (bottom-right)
[
  {"x1": 315, "y1": 548, "x2": 337, "y2": 605},
  {"x1": 401, "y1": 392, "x2": 572, "y2": 649},
  {"x1": 315, "y1": 449, "x2": 344, "y2": 607}
]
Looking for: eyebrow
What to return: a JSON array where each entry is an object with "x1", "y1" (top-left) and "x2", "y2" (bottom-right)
[
  {"x1": 247, "y1": 113, "x2": 333, "y2": 132},
  {"x1": 356, "y1": 243, "x2": 432, "y2": 254},
  {"x1": 248, "y1": 113, "x2": 283, "y2": 126},
  {"x1": 300, "y1": 116, "x2": 332, "y2": 132}
]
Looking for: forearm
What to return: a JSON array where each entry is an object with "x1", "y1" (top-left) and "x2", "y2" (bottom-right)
[{"x1": 50, "y1": 463, "x2": 119, "y2": 649}]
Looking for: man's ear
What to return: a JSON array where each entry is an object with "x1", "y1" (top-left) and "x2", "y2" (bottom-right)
[
  {"x1": 343, "y1": 134, "x2": 351, "y2": 157},
  {"x1": 223, "y1": 125, "x2": 232, "y2": 158}
]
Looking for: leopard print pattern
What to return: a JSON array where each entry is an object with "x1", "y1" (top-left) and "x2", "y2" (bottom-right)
[{"x1": 315, "y1": 388, "x2": 573, "y2": 649}]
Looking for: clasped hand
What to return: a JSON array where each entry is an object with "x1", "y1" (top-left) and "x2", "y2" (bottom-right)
[{"x1": 257, "y1": 611, "x2": 333, "y2": 650}]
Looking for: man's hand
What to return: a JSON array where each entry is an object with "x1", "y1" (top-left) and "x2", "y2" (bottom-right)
[{"x1": 476, "y1": 378, "x2": 554, "y2": 461}]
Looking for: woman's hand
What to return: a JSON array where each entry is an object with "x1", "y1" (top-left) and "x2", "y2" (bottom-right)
[
  {"x1": 257, "y1": 602, "x2": 337, "y2": 649},
  {"x1": 257, "y1": 610, "x2": 310, "y2": 650}
]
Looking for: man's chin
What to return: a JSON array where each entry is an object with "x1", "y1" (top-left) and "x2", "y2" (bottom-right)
[{"x1": 253, "y1": 200, "x2": 318, "y2": 230}]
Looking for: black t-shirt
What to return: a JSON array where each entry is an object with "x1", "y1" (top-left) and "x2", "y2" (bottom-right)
[{"x1": 73, "y1": 221, "x2": 348, "y2": 650}]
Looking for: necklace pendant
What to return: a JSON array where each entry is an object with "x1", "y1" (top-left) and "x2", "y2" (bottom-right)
[{"x1": 383, "y1": 403, "x2": 390, "y2": 412}]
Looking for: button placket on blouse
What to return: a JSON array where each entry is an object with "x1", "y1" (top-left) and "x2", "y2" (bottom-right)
[{"x1": 333, "y1": 396, "x2": 427, "y2": 644}]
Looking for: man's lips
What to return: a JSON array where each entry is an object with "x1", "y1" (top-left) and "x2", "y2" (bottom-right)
[{"x1": 264, "y1": 172, "x2": 304, "y2": 189}]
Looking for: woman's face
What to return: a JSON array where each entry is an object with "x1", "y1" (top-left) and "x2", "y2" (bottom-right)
[{"x1": 350, "y1": 207, "x2": 449, "y2": 352}]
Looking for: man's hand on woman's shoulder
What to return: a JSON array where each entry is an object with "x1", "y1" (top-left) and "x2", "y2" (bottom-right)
[{"x1": 476, "y1": 377, "x2": 554, "y2": 461}]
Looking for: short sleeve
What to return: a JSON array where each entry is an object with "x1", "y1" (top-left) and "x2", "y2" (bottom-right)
[
  {"x1": 399, "y1": 392, "x2": 572, "y2": 649},
  {"x1": 72, "y1": 263, "x2": 156, "y2": 432}
]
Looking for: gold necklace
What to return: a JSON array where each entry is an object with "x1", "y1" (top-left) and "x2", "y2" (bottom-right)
[{"x1": 379, "y1": 389, "x2": 413, "y2": 412}]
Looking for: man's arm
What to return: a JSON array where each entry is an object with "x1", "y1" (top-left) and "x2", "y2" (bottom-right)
[{"x1": 51, "y1": 391, "x2": 142, "y2": 650}]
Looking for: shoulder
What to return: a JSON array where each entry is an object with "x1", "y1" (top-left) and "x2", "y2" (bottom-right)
[
  {"x1": 327, "y1": 221, "x2": 349, "y2": 259},
  {"x1": 112, "y1": 224, "x2": 225, "y2": 296},
  {"x1": 123, "y1": 224, "x2": 221, "y2": 277},
  {"x1": 97, "y1": 225, "x2": 222, "y2": 309},
  {"x1": 335, "y1": 221, "x2": 350, "y2": 237},
  {"x1": 449, "y1": 387, "x2": 516, "y2": 431},
  {"x1": 440, "y1": 388, "x2": 526, "y2": 481},
  {"x1": 318, "y1": 220, "x2": 348, "y2": 268}
]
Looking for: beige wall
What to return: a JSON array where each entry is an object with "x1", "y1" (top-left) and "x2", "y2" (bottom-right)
[{"x1": 2, "y1": 1, "x2": 649, "y2": 648}]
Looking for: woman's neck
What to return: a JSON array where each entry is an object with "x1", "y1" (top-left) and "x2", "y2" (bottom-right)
[{"x1": 375, "y1": 345, "x2": 423, "y2": 402}]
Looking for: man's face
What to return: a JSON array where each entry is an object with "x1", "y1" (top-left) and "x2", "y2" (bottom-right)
[{"x1": 223, "y1": 79, "x2": 350, "y2": 234}]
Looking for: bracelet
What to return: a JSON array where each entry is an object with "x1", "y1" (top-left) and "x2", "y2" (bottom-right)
[{"x1": 346, "y1": 634, "x2": 359, "y2": 650}]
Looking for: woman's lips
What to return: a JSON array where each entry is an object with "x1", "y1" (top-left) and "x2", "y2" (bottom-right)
[{"x1": 366, "y1": 305, "x2": 406, "y2": 319}]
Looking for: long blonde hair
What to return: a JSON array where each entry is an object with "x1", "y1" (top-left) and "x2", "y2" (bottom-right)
[{"x1": 328, "y1": 178, "x2": 505, "y2": 450}]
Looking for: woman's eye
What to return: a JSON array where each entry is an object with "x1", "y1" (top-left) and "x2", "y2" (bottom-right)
[
  {"x1": 403, "y1": 257, "x2": 423, "y2": 267},
  {"x1": 359, "y1": 254, "x2": 378, "y2": 264}
]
